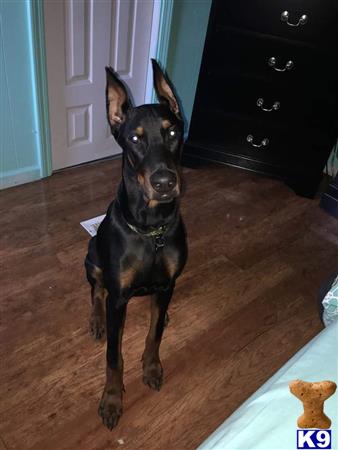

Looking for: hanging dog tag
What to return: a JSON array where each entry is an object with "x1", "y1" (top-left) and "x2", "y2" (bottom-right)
[{"x1": 155, "y1": 236, "x2": 165, "y2": 250}]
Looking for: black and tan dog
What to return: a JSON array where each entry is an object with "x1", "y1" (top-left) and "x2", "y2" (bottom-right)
[{"x1": 85, "y1": 60, "x2": 187, "y2": 430}]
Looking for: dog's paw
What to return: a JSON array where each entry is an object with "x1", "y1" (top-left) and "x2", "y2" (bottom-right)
[
  {"x1": 142, "y1": 361, "x2": 163, "y2": 391},
  {"x1": 89, "y1": 314, "x2": 105, "y2": 341},
  {"x1": 98, "y1": 390, "x2": 123, "y2": 430}
]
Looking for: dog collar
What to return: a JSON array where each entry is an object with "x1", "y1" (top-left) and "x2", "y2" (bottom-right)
[
  {"x1": 125, "y1": 221, "x2": 167, "y2": 237},
  {"x1": 125, "y1": 222, "x2": 167, "y2": 250}
]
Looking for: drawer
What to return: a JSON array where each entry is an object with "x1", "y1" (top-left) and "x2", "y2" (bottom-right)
[
  {"x1": 203, "y1": 27, "x2": 337, "y2": 90},
  {"x1": 188, "y1": 109, "x2": 331, "y2": 171},
  {"x1": 211, "y1": 0, "x2": 338, "y2": 49},
  {"x1": 195, "y1": 73, "x2": 337, "y2": 130}
]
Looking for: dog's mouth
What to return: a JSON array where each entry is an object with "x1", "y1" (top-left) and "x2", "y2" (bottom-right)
[
  {"x1": 157, "y1": 192, "x2": 177, "y2": 203},
  {"x1": 143, "y1": 190, "x2": 179, "y2": 206}
]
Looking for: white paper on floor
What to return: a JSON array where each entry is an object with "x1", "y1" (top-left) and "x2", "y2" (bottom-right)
[{"x1": 80, "y1": 214, "x2": 106, "y2": 236}]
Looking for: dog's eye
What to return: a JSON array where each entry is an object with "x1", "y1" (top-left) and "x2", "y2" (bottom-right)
[{"x1": 130, "y1": 135, "x2": 139, "y2": 143}]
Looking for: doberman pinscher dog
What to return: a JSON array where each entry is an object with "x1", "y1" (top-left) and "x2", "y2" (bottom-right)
[{"x1": 85, "y1": 60, "x2": 187, "y2": 430}]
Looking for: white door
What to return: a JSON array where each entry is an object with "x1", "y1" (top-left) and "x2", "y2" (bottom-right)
[{"x1": 44, "y1": 0, "x2": 155, "y2": 170}]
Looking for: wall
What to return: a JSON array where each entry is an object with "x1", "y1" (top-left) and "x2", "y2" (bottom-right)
[
  {"x1": 166, "y1": 0, "x2": 212, "y2": 134},
  {"x1": 0, "y1": 1, "x2": 42, "y2": 189}
]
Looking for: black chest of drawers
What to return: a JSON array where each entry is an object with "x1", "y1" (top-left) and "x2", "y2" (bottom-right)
[{"x1": 184, "y1": 0, "x2": 338, "y2": 197}]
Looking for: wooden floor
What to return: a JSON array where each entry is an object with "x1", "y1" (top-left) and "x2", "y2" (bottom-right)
[{"x1": 1, "y1": 159, "x2": 337, "y2": 450}]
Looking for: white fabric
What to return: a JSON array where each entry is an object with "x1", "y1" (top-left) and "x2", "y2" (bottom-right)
[{"x1": 198, "y1": 321, "x2": 338, "y2": 450}]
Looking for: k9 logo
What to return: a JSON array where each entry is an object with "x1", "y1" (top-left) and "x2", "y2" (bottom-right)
[{"x1": 297, "y1": 430, "x2": 332, "y2": 449}]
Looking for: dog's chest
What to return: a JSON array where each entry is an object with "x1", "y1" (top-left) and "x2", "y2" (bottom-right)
[{"x1": 119, "y1": 239, "x2": 181, "y2": 296}]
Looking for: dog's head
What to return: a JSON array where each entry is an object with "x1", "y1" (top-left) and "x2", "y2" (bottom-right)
[{"x1": 106, "y1": 60, "x2": 184, "y2": 206}]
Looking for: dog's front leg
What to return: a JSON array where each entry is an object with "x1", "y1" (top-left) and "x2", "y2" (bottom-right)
[
  {"x1": 98, "y1": 295, "x2": 127, "y2": 430},
  {"x1": 142, "y1": 286, "x2": 174, "y2": 391}
]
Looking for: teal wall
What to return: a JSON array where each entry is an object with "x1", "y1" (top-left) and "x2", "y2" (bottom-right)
[
  {"x1": 166, "y1": 0, "x2": 212, "y2": 134},
  {"x1": 0, "y1": 0, "x2": 42, "y2": 189}
]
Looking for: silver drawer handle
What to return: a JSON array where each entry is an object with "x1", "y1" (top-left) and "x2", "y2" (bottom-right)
[
  {"x1": 268, "y1": 57, "x2": 294, "y2": 72},
  {"x1": 257, "y1": 98, "x2": 280, "y2": 112},
  {"x1": 281, "y1": 11, "x2": 308, "y2": 27},
  {"x1": 247, "y1": 134, "x2": 269, "y2": 148}
]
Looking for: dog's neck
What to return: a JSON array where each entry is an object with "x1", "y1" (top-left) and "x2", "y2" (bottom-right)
[{"x1": 116, "y1": 168, "x2": 179, "y2": 232}]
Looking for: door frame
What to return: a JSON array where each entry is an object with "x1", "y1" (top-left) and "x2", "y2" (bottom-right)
[
  {"x1": 147, "y1": 0, "x2": 174, "y2": 103},
  {"x1": 31, "y1": 0, "x2": 173, "y2": 176},
  {"x1": 29, "y1": 0, "x2": 52, "y2": 178}
]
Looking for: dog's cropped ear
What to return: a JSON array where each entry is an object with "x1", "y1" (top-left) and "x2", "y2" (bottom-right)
[
  {"x1": 105, "y1": 67, "x2": 131, "y2": 134},
  {"x1": 152, "y1": 59, "x2": 180, "y2": 117}
]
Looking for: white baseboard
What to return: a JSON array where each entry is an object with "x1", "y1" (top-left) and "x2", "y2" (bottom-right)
[{"x1": 0, "y1": 166, "x2": 42, "y2": 190}]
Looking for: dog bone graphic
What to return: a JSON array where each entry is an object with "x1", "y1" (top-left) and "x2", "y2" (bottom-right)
[{"x1": 289, "y1": 379, "x2": 337, "y2": 429}]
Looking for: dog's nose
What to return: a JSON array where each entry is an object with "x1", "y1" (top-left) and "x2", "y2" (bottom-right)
[{"x1": 150, "y1": 170, "x2": 177, "y2": 194}]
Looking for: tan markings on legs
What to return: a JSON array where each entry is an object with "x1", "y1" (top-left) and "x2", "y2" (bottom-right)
[
  {"x1": 105, "y1": 366, "x2": 123, "y2": 395},
  {"x1": 142, "y1": 296, "x2": 163, "y2": 390},
  {"x1": 99, "y1": 307, "x2": 126, "y2": 430},
  {"x1": 120, "y1": 266, "x2": 136, "y2": 290},
  {"x1": 92, "y1": 265, "x2": 103, "y2": 283},
  {"x1": 164, "y1": 253, "x2": 179, "y2": 279},
  {"x1": 99, "y1": 366, "x2": 123, "y2": 428},
  {"x1": 106, "y1": 319, "x2": 125, "y2": 395},
  {"x1": 89, "y1": 266, "x2": 107, "y2": 340},
  {"x1": 143, "y1": 296, "x2": 160, "y2": 362}
]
